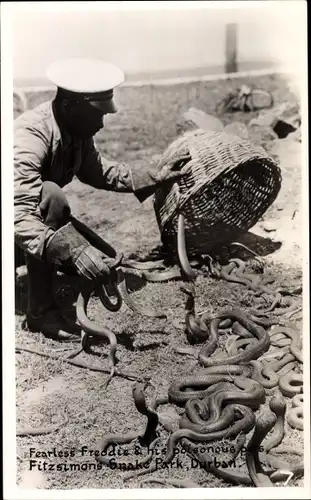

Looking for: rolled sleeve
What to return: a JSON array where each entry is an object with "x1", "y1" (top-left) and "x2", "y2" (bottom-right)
[
  {"x1": 78, "y1": 138, "x2": 158, "y2": 202},
  {"x1": 14, "y1": 124, "x2": 54, "y2": 260}
]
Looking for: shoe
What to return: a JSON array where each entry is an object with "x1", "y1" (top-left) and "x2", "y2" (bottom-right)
[{"x1": 27, "y1": 307, "x2": 81, "y2": 342}]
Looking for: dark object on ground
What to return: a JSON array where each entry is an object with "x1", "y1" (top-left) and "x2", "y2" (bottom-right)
[{"x1": 273, "y1": 119, "x2": 297, "y2": 139}]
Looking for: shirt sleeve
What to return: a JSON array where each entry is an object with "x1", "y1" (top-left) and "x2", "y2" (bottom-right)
[
  {"x1": 14, "y1": 123, "x2": 54, "y2": 260},
  {"x1": 77, "y1": 138, "x2": 158, "y2": 202}
]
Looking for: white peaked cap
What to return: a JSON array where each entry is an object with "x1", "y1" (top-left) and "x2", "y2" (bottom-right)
[{"x1": 46, "y1": 58, "x2": 125, "y2": 93}]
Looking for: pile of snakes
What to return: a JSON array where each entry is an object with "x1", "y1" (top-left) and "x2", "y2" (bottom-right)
[
  {"x1": 92, "y1": 213, "x2": 304, "y2": 488},
  {"x1": 16, "y1": 213, "x2": 304, "y2": 488}
]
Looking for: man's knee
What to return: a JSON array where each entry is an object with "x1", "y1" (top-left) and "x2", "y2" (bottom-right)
[{"x1": 39, "y1": 181, "x2": 71, "y2": 230}]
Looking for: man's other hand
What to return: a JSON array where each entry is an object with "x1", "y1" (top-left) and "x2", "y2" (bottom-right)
[{"x1": 150, "y1": 153, "x2": 191, "y2": 185}]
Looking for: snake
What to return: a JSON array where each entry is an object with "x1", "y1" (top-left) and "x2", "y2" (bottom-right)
[
  {"x1": 249, "y1": 360, "x2": 279, "y2": 389},
  {"x1": 95, "y1": 383, "x2": 159, "y2": 468},
  {"x1": 226, "y1": 338, "x2": 258, "y2": 356},
  {"x1": 176, "y1": 218, "x2": 304, "y2": 479},
  {"x1": 75, "y1": 254, "x2": 167, "y2": 386},
  {"x1": 260, "y1": 346, "x2": 290, "y2": 361},
  {"x1": 287, "y1": 393, "x2": 304, "y2": 431},
  {"x1": 140, "y1": 212, "x2": 205, "y2": 285},
  {"x1": 179, "y1": 384, "x2": 261, "y2": 433},
  {"x1": 216, "y1": 259, "x2": 302, "y2": 321},
  {"x1": 79, "y1": 265, "x2": 168, "y2": 319},
  {"x1": 198, "y1": 310, "x2": 270, "y2": 367},
  {"x1": 164, "y1": 375, "x2": 265, "y2": 463},
  {"x1": 264, "y1": 393, "x2": 287, "y2": 452},
  {"x1": 219, "y1": 259, "x2": 302, "y2": 323},
  {"x1": 252, "y1": 297, "x2": 294, "y2": 316},
  {"x1": 168, "y1": 365, "x2": 254, "y2": 405},
  {"x1": 181, "y1": 257, "x2": 274, "y2": 333},
  {"x1": 186, "y1": 446, "x2": 302, "y2": 486},
  {"x1": 269, "y1": 326, "x2": 302, "y2": 363},
  {"x1": 263, "y1": 352, "x2": 297, "y2": 375},
  {"x1": 292, "y1": 393, "x2": 304, "y2": 408},
  {"x1": 261, "y1": 298, "x2": 301, "y2": 317},
  {"x1": 169, "y1": 376, "x2": 239, "y2": 405},
  {"x1": 163, "y1": 405, "x2": 255, "y2": 464},
  {"x1": 142, "y1": 266, "x2": 182, "y2": 282},
  {"x1": 181, "y1": 283, "x2": 210, "y2": 343},
  {"x1": 231, "y1": 321, "x2": 254, "y2": 338},
  {"x1": 179, "y1": 434, "x2": 303, "y2": 487},
  {"x1": 277, "y1": 362, "x2": 298, "y2": 377},
  {"x1": 287, "y1": 406, "x2": 303, "y2": 431},
  {"x1": 217, "y1": 258, "x2": 276, "y2": 297},
  {"x1": 177, "y1": 214, "x2": 197, "y2": 281},
  {"x1": 246, "y1": 409, "x2": 277, "y2": 486},
  {"x1": 180, "y1": 282, "x2": 272, "y2": 365},
  {"x1": 76, "y1": 290, "x2": 118, "y2": 386},
  {"x1": 269, "y1": 329, "x2": 292, "y2": 346},
  {"x1": 16, "y1": 413, "x2": 69, "y2": 437},
  {"x1": 270, "y1": 337, "x2": 291, "y2": 348},
  {"x1": 183, "y1": 398, "x2": 210, "y2": 424},
  {"x1": 245, "y1": 395, "x2": 292, "y2": 486},
  {"x1": 278, "y1": 372, "x2": 303, "y2": 398}
]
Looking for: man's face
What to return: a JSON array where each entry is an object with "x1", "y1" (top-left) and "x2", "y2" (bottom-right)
[{"x1": 63, "y1": 99, "x2": 106, "y2": 139}]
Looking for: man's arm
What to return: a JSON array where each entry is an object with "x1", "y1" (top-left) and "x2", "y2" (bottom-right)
[
  {"x1": 14, "y1": 124, "x2": 54, "y2": 260},
  {"x1": 77, "y1": 138, "x2": 173, "y2": 202}
]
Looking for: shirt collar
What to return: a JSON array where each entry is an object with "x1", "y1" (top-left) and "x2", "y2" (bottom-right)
[{"x1": 50, "y1": 101, "x2": 77, "y2": 148}]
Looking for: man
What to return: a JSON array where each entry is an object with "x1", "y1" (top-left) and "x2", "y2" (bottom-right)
[{"x1": 14, "y1": 58, "x2": 190, "y2": 341}]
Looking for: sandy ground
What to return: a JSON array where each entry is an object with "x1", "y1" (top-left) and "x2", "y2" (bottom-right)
[{"x1": 14, "y1": 73, "x2": 304, "y2": 490}]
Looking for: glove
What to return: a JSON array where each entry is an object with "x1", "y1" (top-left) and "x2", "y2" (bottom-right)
[
  {"x1": 132, "y1": 153, "x2": 192, "y2": 203},
  {"x1": 149, "y1": 153, "x2": 191, "y2": 185},
  {"x1": 45, "y1": 222, "x2": 112, "y2": 283}
]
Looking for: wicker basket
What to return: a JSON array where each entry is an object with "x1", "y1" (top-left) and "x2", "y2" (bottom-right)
[{"x1": 153, "y1": 129, "x2": 282, "y2": 256}]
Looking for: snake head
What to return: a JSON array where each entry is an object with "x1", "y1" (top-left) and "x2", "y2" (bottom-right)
[
  {"x1": 201, "y1": 255, "x2": 221, "y2": 277},
  {"x1": 269, "y1": 393, "x2": 287, "y2": 417},
  {"x1": 108, "y1": 253, "x2": 124, "y2": 270},
  {"x1": 180, "y1": 282, "x2": 195, "y2": 297},
  {"x1": 132, "y1": 382, "x2": 146, "y2": 394}
]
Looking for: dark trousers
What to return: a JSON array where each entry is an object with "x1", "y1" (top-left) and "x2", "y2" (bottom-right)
[{"x1": 15, "y1": 181, "x2": 71, "y2": 316}]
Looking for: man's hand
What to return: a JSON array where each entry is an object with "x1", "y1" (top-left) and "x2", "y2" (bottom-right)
[
  {"x1": 150, "y1": 153, "x2": 191, "y2": 185},
  {"x1": 45, "y1": 222, "x2": 114, "y2": 283},
  {"x1": 74, "y1": 246, "x2": 113, "y2": 283},
  {"x1": 131, "y1": 152, "x2": 192, "y2": 203}
]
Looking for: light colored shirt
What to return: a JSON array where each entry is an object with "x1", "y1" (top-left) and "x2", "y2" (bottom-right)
[{"x1": 14, "y1": 101, "x2": 155, "y2": 260}]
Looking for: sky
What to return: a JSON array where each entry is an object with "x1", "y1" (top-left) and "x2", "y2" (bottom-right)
[{"x1": 10, "y1": 1, "x2": 306, "y2": 82}]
